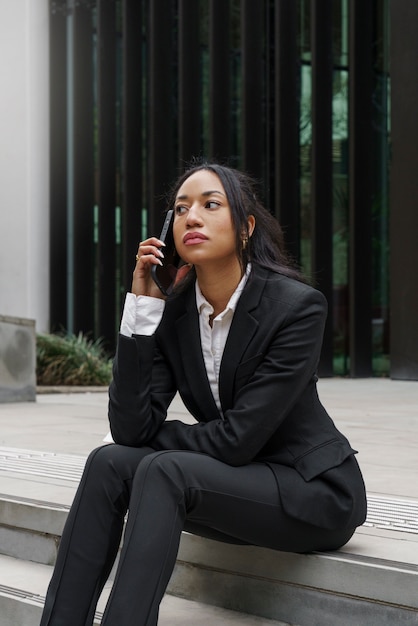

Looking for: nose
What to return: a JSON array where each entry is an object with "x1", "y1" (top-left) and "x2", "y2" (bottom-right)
[{"x1": 185, "y1": 203, "x2": 203, "y2": 227}]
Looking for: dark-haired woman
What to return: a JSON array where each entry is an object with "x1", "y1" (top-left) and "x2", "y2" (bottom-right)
[{"x1": 41, "y1": 163, "x2": 367, "y2": 625}]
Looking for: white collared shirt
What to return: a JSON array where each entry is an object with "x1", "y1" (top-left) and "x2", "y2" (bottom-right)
[
  {"x1": 119, "y1": 265, "x2": 251, "y2": 415},
  {"x1": 194, "y1": 266, "x2": 250, "y2": 413}
]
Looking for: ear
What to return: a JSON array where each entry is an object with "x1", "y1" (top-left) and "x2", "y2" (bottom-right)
[{"x1": 247, "y1": 215, "x2": 256, "y2": 237}]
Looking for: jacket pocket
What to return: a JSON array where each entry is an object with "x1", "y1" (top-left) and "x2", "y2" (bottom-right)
[{"x1": 293, "y1": 438, "x2": 357, "y2": 481}]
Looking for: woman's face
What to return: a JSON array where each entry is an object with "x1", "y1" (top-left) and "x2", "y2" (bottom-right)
[{"x1": 172, "y1": 170, "x2": 239, "y2": 270}]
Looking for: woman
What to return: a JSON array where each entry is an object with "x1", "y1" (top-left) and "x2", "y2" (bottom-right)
[{"x1": 41, "y1": 162, "x2": 367, "y2": 625}]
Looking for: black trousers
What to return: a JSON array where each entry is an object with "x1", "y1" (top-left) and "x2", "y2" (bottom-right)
[{"x1": 40, "y1": 444, "x2": 354, "y2": 626}]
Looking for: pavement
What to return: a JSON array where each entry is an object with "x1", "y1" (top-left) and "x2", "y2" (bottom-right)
[
  {"x1": 2, "y1": 378, "x2": 418, "y2": 499},
  {"x1": 0, "y1": 377, "x2": 418, "y2": 624}
]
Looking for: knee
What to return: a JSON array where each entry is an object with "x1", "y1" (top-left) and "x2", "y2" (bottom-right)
[
  {"x1": 133, "y1": 451, "x2": 190, "y2": 491},
  {"x1": 80, "y1": 445, "x2": 137, "y2": 511},
  {"x1": 83, "y1": 444, "x2": 128, "y2": 483}
]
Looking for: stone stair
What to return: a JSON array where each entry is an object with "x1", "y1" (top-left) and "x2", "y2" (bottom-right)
[{"x1": 1, "y1": 447, "x2": 418, "y2": 625}]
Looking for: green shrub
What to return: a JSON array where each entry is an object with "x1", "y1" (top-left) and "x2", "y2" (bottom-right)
[{"x1": 36, "y1": 332, "x2": 113, "y2": 386}]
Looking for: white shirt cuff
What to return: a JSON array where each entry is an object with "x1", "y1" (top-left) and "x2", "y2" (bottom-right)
[{"x1": 120, "y1": 293, "x2": 165, "y2": 337}]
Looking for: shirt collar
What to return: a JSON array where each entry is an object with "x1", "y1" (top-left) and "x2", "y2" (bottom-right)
[{"x1": 195, "y1": 264, "x2": 251, "y2": 317}]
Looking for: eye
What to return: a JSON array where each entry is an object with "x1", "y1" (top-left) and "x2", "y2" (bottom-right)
[
  {"x1": 205, "y1": 200, "x2": 220, "y2": 210},
  {"x1": 175, "y1": 205, "x2": 188, "y2": 215}
]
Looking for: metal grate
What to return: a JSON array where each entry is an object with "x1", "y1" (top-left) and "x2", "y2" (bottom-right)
[
  {"x1": 0, "y1": 447, "x2": 85, "y2": 481},
  {"x1": 363, "y1": 495, "x2": 418, "y2": 534},
  {"x1": 1, "y1": 446, "x2": 418, "y2": 535}
]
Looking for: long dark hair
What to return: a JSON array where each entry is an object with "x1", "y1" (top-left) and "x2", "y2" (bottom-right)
[{"x1": 167, "y1": 160, "x2": 305, "y2": 287}]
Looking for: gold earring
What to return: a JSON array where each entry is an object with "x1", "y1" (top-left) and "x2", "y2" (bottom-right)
[{"x1": 242, "y1": 236, "x2": 248, "y2": 250}]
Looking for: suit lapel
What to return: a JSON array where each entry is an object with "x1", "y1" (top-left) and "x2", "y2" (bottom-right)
[
  {"x1": 218, "y1": 267, "x2": 267, "y2": 411},
  {"x1": 175, "y1": 288, "x2": 221, "y2": 421}
]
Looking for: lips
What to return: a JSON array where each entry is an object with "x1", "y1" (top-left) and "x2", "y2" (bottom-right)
[{"x1": 183, "y1": 232, "x2": 208, "y2": 245}]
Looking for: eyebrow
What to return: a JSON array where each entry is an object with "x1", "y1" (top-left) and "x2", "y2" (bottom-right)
[{"x1": 176, "y1": 190, "x2": 226, "y2": 201}]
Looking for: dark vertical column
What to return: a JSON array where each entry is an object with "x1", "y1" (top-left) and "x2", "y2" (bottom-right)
[
  {"x1": 274, "y1": 0, "x2": 300, "y2": 261},
  {"x1": 348, "y1": 0, "x2": 373, "y2": 376},
  {"x1": 148, "y1": 0, "x2": 175, "y2": 233},
  {"x1": 241, "y1": 0, "x2": 264, "y2": 180},
  {"x1": 97, "y1": 0, "x2": 117, "y2": 345},
  {"x1": 265, "y1": 1, "x2": 276, "y2": 211},
  {"x1": 310, "y1": 0, "x2": 334, "y2": 375},
  {"x1": 72, "y1": 4, "x2": 95, "y2": 335},
  {"x1": 121, "y1": 0, "x2": 143, "y2": 294},
  {"x1": 209, "y1": 0, "x2": 230, "y2": 161},
  {"x1": 390, "y1": 0, "x2": 418, "y2": 380},
  {"x1": 178, "y1": 0, "x2": 201, "y2": 166},
  {"x1": 49, "y1": 7, "x2": 68, "y2": 332}
]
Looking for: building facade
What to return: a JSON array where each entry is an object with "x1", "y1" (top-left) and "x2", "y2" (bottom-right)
[
  {"x1": 1, "y1": 0, "x2": 417, "y2": 379},
  {"x1": 0, "y1": 1, "x2": 50, "y2": 335}
]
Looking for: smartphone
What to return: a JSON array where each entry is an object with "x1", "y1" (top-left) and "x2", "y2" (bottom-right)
[{"x1": 151, "y1": 210, "x2": 182, "y2": 295}]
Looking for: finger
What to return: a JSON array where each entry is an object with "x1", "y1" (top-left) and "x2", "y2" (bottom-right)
[
  {"x1": 137, "y1": 237, "x2": 166, "y2": 251},
  {"x1": 134, "y1": 253, "x2": 163, "y2": 269},
  {"x1": 137, "y1": 243, "x2": 164, "y2": 256},
  {"x1": 136, "y1": 243, "x2": 165, "y2": 261}
]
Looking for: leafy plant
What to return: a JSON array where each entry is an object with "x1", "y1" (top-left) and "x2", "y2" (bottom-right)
[{"x1": 36, "y1": 332, "x2": 112, "y2": 386}]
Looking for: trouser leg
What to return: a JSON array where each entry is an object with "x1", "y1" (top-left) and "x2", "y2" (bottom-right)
[
  {"x1": 101, "y1": 450, "x2": 354, "y2": 626},
  {"x1": 40, "y1": 444, "x2": 154, "y2": 626}
]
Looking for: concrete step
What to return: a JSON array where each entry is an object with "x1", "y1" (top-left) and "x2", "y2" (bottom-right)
[
  {"x1": 0, "y1": 554, "x2": 286, "y2": 626},
  {"x1": 1, "y1": 493, "x2": 418, "y2": 625},
  {"x1": 0, "y1": 494, "x2": 67, "y2": 566},
  {"x1": 1, "y1": 447, "x2": 418, "y2": 624}
]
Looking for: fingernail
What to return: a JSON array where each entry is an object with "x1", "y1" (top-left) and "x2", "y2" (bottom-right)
[
  {"x1": 158, "y1": 259, "x2": 163, "y2": 266},
  {"x1": 158, "y1": 250, "x2": 165, "y2": 258}
]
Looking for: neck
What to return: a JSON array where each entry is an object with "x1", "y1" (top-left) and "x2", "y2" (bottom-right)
[{"x1": 196, "y1": 261, "x2": 243, "y2": 317}]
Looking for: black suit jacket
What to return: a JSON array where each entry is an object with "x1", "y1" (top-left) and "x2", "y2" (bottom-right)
[{"x1": 109, "y1": 265, "x2": 367, "y2": 531}]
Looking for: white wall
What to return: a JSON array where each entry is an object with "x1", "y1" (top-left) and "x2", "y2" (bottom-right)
[{"x1": 0, "y1": 0, "x2": 50, "y2": 333}]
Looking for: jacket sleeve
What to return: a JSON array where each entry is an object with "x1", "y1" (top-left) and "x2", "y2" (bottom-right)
[
  {"x1": 108, "y1": 333, "x2": 177, "y2": 445},
  {"x1": 149, "y1": 287, "x2": 328, "y2": 465}
]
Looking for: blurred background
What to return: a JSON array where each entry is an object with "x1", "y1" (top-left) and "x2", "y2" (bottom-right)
[{"x1": 1, "y1": 0, "x2": 417, "y2": 380}]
